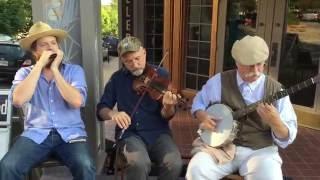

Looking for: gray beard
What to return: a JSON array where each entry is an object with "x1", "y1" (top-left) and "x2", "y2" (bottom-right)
[{"x1": 131, "y1": 69, "x2": 144, "y2": 76}]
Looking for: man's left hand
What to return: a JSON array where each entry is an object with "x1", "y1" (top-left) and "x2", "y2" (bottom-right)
[
  {"x1": 50, "y1": 49, "x2": 64, "y2": 70},
  {"x1": 162, "y1": 91, "x2": 178, "y2": 108},
  {"x1": 257, "y1": 103, "x2": 281, "y2": 127}
]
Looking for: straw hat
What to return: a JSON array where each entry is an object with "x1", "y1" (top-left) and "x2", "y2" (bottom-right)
[
  {"x1": 231, "y1": 35, "x2": 269, "y2": 65},
  {"x1": 19, "y1": 21, "x2": 67, "y2": 50}
]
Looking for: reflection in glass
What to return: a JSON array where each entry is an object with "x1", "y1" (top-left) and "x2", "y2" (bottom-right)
[
  {"x1": 187, "y1": 58, "x2": 198, "y2": 74},
  {"x1": 185, "y1": 0, "x2": 212, "y2": 90},
  {"x1": 278, "y1": 5, "x2": 320, "y2": 107},
  {"x1": 198, "y1": 59, "x2": 209, "y2": 75},
  {"x1": 201, "y1": 7, "x2": 212, "y2": 23},
  {"x1": 200, "y1": 25, "x2": 211, "y2": 41},
  {"x1": 190, "y1": 0, "x2": 200, "y2": 6},
  {"x1": 186, "y1": 74, "x2": 197, "y2": 90},
  {"x1": 201, "y1": 0, "x2": 212, "y2": 5},
  {"x1": 189, "y1": 6, "x2": 200, "y2": 23},
  {"x1": 189, "y1": 24, "x2": 200, "y2": 40},
  {"x1": 223, "y1": 0, "x2": 258, "y2": 71},
  {"x1": 199, "y1": 42, "x2": 210, "y2": 59},
  {"x1": 144, "y1": 0, "x2": 163, "y2": 65},
  {"x1": 188, "y1": 41, "x2": 198, "y2": 57}
]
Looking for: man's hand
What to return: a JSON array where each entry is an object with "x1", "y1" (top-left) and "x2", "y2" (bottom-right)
[
  {"x1": 162, "y1": 91, "x2": 178, "y2": 108},
  {"x1": 112, "y1": 111, "x2": 131, "y2": 129},
  {"x1": 50, "y1": 49, "x2": 64, "y2": 70},
  {"x1": 161, "y1": 91, "x2": 178, "y2": 119},
  {"x1": 195, "y1": 110, "x2": 220, "y2": 131},
  {"x1": 257, "y1": 103, "x2": 289, "y2": 139},
  {"x1": 256, "y1": 103, "x2": 281, "y2": 127},
  {"x1": 37, "y1": 50, "x2": 54, "y2": 68}
]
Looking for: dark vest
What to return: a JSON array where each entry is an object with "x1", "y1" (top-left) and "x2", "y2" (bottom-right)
[{"x1": 221, "y1": 70, "x2": 282, "y2": 149}]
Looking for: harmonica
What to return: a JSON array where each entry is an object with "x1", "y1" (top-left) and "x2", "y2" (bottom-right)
[{"x1": 49, "y1": 53, "x2": 57, "y2": 61}]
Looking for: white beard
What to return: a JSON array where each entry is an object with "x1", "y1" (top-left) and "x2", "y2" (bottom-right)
[{"x1": 131, "y1": 69, "x2": 144, "y2": 76}]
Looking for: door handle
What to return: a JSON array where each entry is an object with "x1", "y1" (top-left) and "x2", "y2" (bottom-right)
[{"x1": 270, "y1": 42, "x2": 278, "y2": 67}]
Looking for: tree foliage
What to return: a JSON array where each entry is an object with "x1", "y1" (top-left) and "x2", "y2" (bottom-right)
[
  {"x1": 101, "y1": 0, "x2": 118, "y2": 37},
  {"x1": 290, "y1": 0, "x2": 320, "y2": 10},
  {"x1": 0, "y1": 0, "x2": 32, "y2": 37}
]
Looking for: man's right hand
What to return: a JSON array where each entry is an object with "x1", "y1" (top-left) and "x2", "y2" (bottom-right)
[
  {"x1": 195, "y1": 110, "x2": 219, "y2": 131},
  {"x1": 112, "y1": 111, "x2": 131, "y2": 129},
  {"x1": 37, "y1": 50, "x2": 56, "y2": 68}
]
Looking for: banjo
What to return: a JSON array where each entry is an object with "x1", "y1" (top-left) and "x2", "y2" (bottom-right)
[{"x1": 199, "y1": 74, "x2": 320, "y2": 147}]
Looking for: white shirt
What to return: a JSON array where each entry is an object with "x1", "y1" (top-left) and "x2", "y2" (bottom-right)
[{"x1": 191, "y1": 72, "x2": 298, "y2": 148}]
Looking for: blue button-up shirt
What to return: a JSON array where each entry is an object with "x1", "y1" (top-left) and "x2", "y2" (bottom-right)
[
  {"x1": 11, "y1": 63, "x2": 88, "y2": 144},
  {"x1": 97, "y1": 67, "x2": 171, "y2": 145}
]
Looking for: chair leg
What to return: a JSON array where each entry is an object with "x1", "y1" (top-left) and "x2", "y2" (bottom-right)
[{"x1": 114, "y1": 144, "x2": 124, "y2": 180}]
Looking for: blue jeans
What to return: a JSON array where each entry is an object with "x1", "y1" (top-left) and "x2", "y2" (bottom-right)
[
  {"x1": 0, "y1": 129, "x2": 96, "y2": 180},
  {"x1": 118, "y1": 134, "x2": 183, "y2": 180}
]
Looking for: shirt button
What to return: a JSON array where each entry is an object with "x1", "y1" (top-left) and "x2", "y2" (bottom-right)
[
  {"x1": 50, "y1": 100, "x2": 54, "y2": 103},
  {"x1": 52, "y1": 112, "x2": 55, "y2": 115},
  {"x1": 136, "y1": 122, "x2": 139, "y2": 126}
]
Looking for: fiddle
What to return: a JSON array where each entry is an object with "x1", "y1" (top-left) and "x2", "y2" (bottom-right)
[
  {"x1": 132, "y1": 64, "x2": 188, "y2": 106},
  {"x1": 132, "y1": 64, "x2": 170, "y2": 101}
]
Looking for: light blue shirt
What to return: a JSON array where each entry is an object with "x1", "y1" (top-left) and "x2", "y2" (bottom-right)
[
  {"x1": 11, "y1": 63, "x2": 88, "y2": 144},
  {"x1": 191, "y1": 72, "x2": 297, "y2": 148}
]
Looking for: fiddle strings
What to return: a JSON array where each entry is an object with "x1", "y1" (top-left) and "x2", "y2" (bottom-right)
[{"x1": 148, "y1": 81, "x2": 186, "y2": 104}]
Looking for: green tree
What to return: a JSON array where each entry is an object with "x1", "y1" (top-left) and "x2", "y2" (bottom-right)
[
  {"x1": 101, "y1": 0, "x2": 118, "y2": 37},
  {"x1": 0, "y1": 0, "x2": 32, "y2": 37}
]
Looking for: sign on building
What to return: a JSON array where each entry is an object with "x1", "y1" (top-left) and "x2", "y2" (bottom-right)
[
  {"x1": 122, "y1": 0, "x2": 134, "y2": 37},
  {"x1": 0, "y1": 89, "x2": 12, "y2": 160}
]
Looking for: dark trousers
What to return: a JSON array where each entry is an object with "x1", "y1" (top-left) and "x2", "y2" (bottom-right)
[{"x1": 118, "y1": 134, "x2": 182, "y2": 180}]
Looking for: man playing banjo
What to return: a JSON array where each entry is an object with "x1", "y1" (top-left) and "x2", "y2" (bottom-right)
[{"x1": 186, "y1": 35, "x2": 297, "y2": 180}]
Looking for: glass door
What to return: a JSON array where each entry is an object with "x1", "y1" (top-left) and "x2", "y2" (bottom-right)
[
  {"x1": 224, "y1": 0, "x2": 260, "y2": 71},
  {"x1": 219, "y1": 0, "x2": 319, "y2": 110},
  {"x1": 272, "y1": 1, "x2": 320, "y2": 109},
  {"x1": 183, "y1": 0, "x2": 213, "y2": 91}
]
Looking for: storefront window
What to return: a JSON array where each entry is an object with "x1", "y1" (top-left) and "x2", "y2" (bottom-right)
[
  {"x1": 144, "y1": 0, "x2": 163, "y2": 65},
  {"x1": 184, "y1": 0, "x2": 212, "y2": 90},
  {"x1": 278, "y1": 4, "x2": 320, "y2": 107}
]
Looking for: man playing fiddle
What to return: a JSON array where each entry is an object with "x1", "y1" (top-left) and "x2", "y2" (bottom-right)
[{"x1": 97, "y1": 36, "x2": 182, "y2": 180}]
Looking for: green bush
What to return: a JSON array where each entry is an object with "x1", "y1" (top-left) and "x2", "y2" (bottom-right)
[{"x1": 101, "y1": 0, "x2": 118, "y2": 37}]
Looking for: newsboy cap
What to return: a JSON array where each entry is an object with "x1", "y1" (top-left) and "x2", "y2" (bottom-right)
[{"x1": 231, "y1": 35, "x2": 269, "y2": 65}]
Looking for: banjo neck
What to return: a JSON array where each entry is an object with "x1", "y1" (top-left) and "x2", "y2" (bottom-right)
[{"x1": 232, "y1": 74, "x2": 320, "y2": 119}]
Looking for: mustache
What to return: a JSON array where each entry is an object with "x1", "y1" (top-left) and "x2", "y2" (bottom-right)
[{"x1": 244, "y1": 72, "x2": 261, "y2": 78}]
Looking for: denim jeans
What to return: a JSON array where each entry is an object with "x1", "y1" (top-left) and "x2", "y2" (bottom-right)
[
  {"x1": 118, "y1": 134, "x2": 183, "y2": 180},
  {"x1": 0, "y1": 129, "x2": 96, "y2": 180}
]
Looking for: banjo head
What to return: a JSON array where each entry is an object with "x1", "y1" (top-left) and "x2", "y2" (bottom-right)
[{"x1": 199, "y1": 104, "x2": 234, "y2": 147}]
